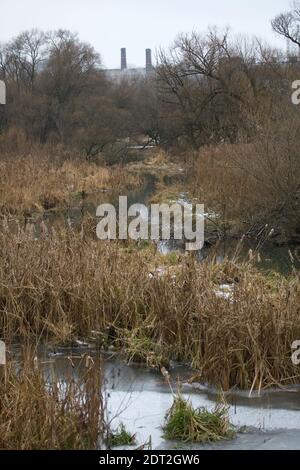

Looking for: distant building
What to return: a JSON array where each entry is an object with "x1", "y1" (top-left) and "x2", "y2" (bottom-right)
[{"x1": 105, "y1": 48, "x2": 154, "y2": 81}]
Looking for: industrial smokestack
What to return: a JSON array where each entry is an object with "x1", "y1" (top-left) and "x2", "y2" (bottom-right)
[
  {"x1": 121, "y1": 48, "x2": 127, "y2": 70},
  {"x1": 145, "y1": 49, "x2": 152, "y2": 72}
]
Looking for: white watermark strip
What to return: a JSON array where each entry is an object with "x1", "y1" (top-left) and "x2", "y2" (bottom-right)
[
  {"x1": 292, "y1": 80, "x2": 300, "y2": 105},
  {"x1": 96, "y1": 197, "x2": 204, "y2": 251},
  {"x1": 0, "y1": 80, "x2": 6, "y2": 105},
  {"x1": 291, "y1": 340, "x2": 300, "y2": 365}
]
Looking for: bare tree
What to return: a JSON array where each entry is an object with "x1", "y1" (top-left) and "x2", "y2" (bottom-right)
[
  {"x1": 272, "y1": 1, "x2": 300, "y2": 48},
  {"x1": 0, "y1": 30, "x2": 47, "y2": 91},
  {"x1": 156, "y1": 29, "x2": 265, "y2": 146}
]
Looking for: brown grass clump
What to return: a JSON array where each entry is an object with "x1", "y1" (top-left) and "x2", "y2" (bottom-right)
[
  {"x1": 0, "y1": 352, "x2": 104, "y2": 449},
  {"x1": 0, "y1": 226, "x2": 300, "y2": 390},
  {"x1": 0, "y1": 154, "x2": 140, "y2": 216}
]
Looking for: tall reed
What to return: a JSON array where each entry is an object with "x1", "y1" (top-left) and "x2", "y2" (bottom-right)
[
  {"x1": 0, "y1": 350, "x2": 104, "y2": 449},
  {"x1": 0, "y1": 225, "x2": 300, "y2": 390}
]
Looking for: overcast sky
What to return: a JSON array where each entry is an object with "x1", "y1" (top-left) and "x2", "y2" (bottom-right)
[{"x1": 0, "y1": 0, "x2": 293, "y2": 68}]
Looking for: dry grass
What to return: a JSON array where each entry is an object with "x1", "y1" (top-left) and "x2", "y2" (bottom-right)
[
  {"x1": 0, "y1": 154, "x2": 140, "y2": 216},
  {"x1": 147, "y1": 149, "x2": 169, "y2": 166},
  {"x1": 0, "y1": 225, "x2": 300, "y2": 390},
  {"x1": 0, "y1": 351, "x2": 104, "y2": 449}
]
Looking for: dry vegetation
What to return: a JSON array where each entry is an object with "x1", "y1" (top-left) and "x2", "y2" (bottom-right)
[
  {"x1": 0, "y1": 352, "x2": 104, "y2": 449},
  {"x1": 0, "y1": 152, "x2": 140, "y2": 216},
  {"x1": 189, "y1": 128, "x2": 300, "y2": 242},
  {"x1": 0, "y1": 224, "x2": 299, "y2": 391},
  {"x1": 1, "y1": 3, "x2": 300, "y2": 451}
]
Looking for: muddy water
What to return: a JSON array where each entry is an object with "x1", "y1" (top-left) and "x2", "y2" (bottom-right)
[{"x1": 32, "y1": 347, "x2": 300, "y2": 450}]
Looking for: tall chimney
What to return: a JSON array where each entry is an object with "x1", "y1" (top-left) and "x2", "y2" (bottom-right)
[
  {"x1": 121, "y1": 48, "x2": 127, "y2": 70},
  {"x1": 145, "y1": 49, "x2": 152, "y2": 72}
]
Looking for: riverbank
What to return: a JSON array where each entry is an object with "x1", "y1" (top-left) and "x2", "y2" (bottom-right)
[
  {"x1": 0, "y1": 148, "x2": 300, "y2": 391},
  {"x1": 1, "y1": 225, "x2": 300, "y2": 390},
  {"x1": 0, "y1": 153, "x2": 141, "y2": 216},
  {"x1": 5, "y1": 346, "x2": 300, "y2": 450},
  {"x1": 0, "y1": 148, "x2": 300, "y2": 449}
]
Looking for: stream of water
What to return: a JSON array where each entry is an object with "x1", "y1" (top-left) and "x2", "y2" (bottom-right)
[
  {"x1": 29, "y1": 346, "x2": 300, "y2": 450},
  {"x1": 33, "y1": 170, "x2": 300, "y2": 274},
  {"x1": 5, "y1": 168, "x2": 300, "y2": 449}
]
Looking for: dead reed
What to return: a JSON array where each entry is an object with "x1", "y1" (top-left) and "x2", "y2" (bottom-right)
[
  {"x1": 0, "y1": 154, "x2": 140, "y2": 216},
  {"x1": 0, "y1": 351, "x2": 104, "y2": 449},
  {"x1": 0, "y1": 225, "x2": 300, "y2": 390}
]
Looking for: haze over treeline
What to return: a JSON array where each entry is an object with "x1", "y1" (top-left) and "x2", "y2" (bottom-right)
[
  {"x1": 0, "y1": 2, "x2": 300, "y2": 238},
  {"x1": 0, "y1": 0, "x2": 292, "y2": 68}
]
